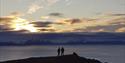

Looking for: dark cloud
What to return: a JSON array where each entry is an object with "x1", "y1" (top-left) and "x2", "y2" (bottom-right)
[
  {"x1": 0, "y1": 26, "x2": 13, "y2": 30},
  {"x1": 30, "y1": 21, "x2": 53, "y2": 27},
  {"x1": 0, "y1": 17, "x2": 14, "y2": 21},
  {"x1": 0, "y1": 17, "x2": 15, "y2": 31},
  {"x1": 48, "y1": 12, "x2": 64, "y2": 17},
  {"x1": 38, "y1": 28, "x2": 56, "y2": 32},
  {"x1": 76, "y1": 24, "x2": 125, "y2": 32},
  {"x1": 29, "y1": 21, "x2": 59, "y2": 32},
  {"x1": 109, "y1": 14, "x2": 125, "y2": 16},
  {"x1": 55, "y1": 22, "x2": 66, "y2": 25},
  {"x1": 0, "y1": 25, "x2": 28, "y2": 32},
  {"x1": 65, "y1": 18, "x2": 81, "y2": 24},
  {"x1": 112, "y1": 17, "x2": 125, "y2": 21}
]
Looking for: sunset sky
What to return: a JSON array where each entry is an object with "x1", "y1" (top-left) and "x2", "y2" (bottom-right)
[{"x1": 0, "y1": 0, "x2": 125, "y2": 33}]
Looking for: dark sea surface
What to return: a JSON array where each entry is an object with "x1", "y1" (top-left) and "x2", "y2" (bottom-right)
[{"x1": 0, "y1": 45, "x2": 125, "y2": 63}]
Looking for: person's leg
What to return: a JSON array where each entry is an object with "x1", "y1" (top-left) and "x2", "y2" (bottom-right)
[
  {"x1": 59, "y1": 51, "x2": 60, "y2": 56},
  {"x1": 58, "y1": 52, "x2": 59, "y2": 56},
  {"x1": 60, "y1": 52, "x2": 62, "y2": 56}
]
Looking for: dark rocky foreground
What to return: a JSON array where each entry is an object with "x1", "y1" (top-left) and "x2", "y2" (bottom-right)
[{"x1": 0, "y1": 53, "x2": 102, "y2": 63}]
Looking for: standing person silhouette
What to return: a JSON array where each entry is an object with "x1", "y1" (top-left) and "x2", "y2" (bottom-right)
[
  {"x1": 61, "y1": 47, "x2": 64, "y2": 56},
  {"x1": 57, "y1": 47, "x2": 61, "y2": 56}
]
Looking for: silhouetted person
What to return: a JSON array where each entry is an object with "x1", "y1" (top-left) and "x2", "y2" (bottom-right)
[
  {"x1": 57, "y1": 47, "x2": 61, "y2": 56},
  {"x1": 61, "y1": 47, "x2": 64, "y2": 56}
]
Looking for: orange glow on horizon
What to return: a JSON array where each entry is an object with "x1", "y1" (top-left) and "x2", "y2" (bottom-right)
[{"x1": 10, "y1": 17, "x2": 38, "y2": 32}]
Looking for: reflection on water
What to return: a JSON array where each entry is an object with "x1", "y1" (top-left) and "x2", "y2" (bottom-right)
[{"x1": 0, "y1": 45, "x2": 125, "y2": 63}]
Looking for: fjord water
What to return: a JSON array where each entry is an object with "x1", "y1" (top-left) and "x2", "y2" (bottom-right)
[{"x1": 0, "y1": 45, "x2": 125, "y2": 63}]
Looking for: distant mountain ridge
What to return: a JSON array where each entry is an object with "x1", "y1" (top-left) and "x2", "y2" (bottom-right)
[{"x1": 0, "y1": 32, "x2": 125, "y2": 46}]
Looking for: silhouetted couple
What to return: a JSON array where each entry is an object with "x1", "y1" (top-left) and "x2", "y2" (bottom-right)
[{"x1": 57, "y1": 47, "x2": 64, "y2": 56}]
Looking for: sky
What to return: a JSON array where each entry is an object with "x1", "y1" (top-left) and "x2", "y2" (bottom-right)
[
  {"x1": 0, "y1": 0, "x2": 125, "y2": 18},
  {"x1": 0, "y1": 0, "x2": 125, "y2": 33}
]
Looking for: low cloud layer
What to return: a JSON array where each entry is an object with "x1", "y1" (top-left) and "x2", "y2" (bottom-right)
[
  {"x1": 0, "y1": 16, "x2": 38, "y2": 32},
  {"x1": 0, "y1": 13, "x2": 125, "y2": 33},
  {"x1": 116, "y1": 27, "x2": 125, "y2": 32}
]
